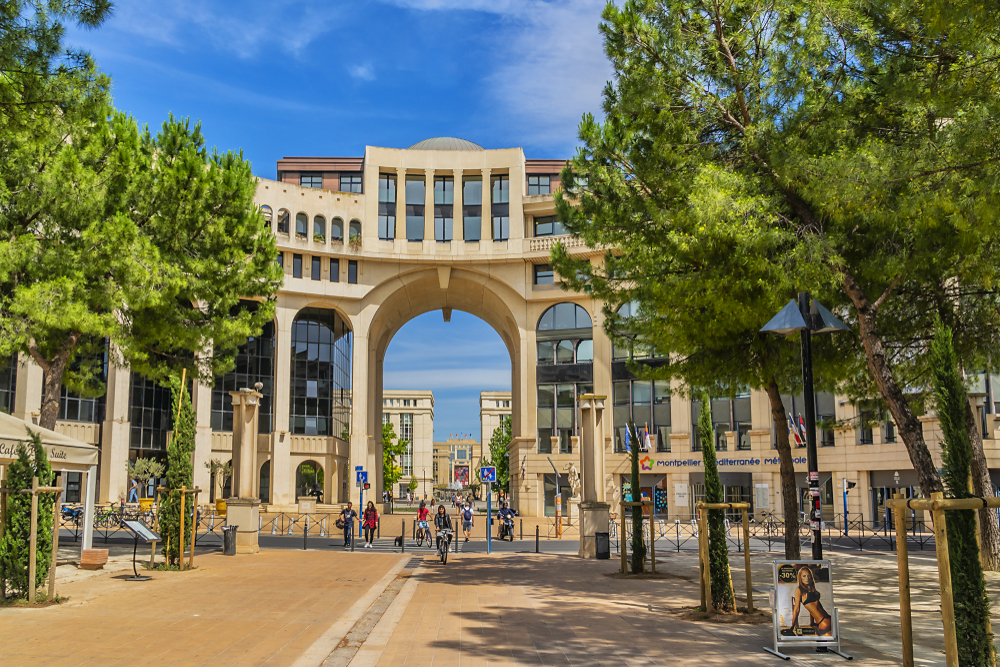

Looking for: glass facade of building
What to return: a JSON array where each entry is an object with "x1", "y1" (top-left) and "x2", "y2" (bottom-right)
[
  {"x1": 129, "y1": 374, "x2": 172, "y2": 451},
  {"x1": 0, "y1": 354, "x2": 16, "y2": 415},
  {"x1": 289, "y1": 308, "x2": 352, "y2": 438},
  {"x1": 536, "y1": 303, "x2": 593, "y2": 454},
  {"x1": 211, "y1": 305, "x2": 275, "y2": 433}
]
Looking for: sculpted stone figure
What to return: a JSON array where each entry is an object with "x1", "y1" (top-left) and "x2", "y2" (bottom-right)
[{"x1": 564, "y1": 462, "x2": 582, "y2": 498}]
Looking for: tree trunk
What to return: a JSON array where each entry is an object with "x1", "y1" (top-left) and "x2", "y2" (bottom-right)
[
  {"x1": 964, "y1": 402, "x2": 1000, "y2": 571},
  {"x1": 27, "y1": 333, "x2": 81, "y2": 432},
  {"x1": 765, "y1": 379, "x2": 800, "y2": 559},
  {"x1": 839, "y1": 270, "x2": 943, "y2": 496}
]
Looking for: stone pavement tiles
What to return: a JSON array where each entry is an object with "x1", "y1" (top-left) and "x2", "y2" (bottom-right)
[
  {"x1": 0, "y1": 549, "x2": 406, "y2": 667},
  {"x1": 355, "y1": 553, "x2": 906, "y2": 667}
]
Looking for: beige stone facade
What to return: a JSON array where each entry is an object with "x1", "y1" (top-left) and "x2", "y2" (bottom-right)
[
  {"x1": 381, "y1": 389, "x2": 434, "y2": 499},
  {"x1": 480, "y1": 391, "x2": 511, "y2": 446},
  {"x1": 433, "y1": 438, "x2": 481, "y2": 490},
  {"x1": 4, "y1": 137, "x2": 1000, "y2": 522}
]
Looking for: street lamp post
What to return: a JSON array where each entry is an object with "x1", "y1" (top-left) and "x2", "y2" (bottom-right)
[{"x1": 762, "y1": 292, "x2": 849, "y2": 561}]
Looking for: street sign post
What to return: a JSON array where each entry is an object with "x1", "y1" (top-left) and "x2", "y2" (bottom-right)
[
  {"x1": 356, "y1": 470, "x2": 367, "y2": 538},
  {"x1": 481, "y1": 466, "x2": 497, "y2": 555}
]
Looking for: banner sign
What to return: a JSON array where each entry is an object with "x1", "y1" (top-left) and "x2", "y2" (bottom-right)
[{"x1": 765, "y1": 560, "x2": 851, "y2": 660}]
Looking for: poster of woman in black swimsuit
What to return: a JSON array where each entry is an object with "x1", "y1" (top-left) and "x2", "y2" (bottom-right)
[{"x1": 776, "y1": 562, "x2": 834, "y2": 638}]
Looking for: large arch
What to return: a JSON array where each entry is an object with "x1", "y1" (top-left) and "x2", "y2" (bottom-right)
[{"x1": 355, "y1": 267, "x2": 526, "y2": 500}]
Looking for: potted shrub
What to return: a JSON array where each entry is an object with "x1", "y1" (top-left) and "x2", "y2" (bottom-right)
[
  {"x1": 126, "y1": 457, "x2": 164, "y2": 510},
  {"x1": 205, "y1": 459, "x2": 232, "y2": 516},
  {"x1": 313, "y1": 234, "x2": 325, "y2": 244},
  {"x1": 348, "y1": 234, "x2": 362, "y2": 250}
]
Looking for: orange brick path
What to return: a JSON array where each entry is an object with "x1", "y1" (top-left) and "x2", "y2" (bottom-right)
[{"x1": 0, "y1": 550, "x2": 404, "y2": 667}]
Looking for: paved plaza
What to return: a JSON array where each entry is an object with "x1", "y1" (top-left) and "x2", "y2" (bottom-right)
[{"x1": 5, "y1": 540, "x2": 1000, "y2": 666}]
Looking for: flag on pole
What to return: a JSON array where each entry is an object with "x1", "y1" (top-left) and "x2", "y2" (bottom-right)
[
  {"x1": 788, "y1": 415, "x2": 802, "y2": 446},
  {"x1": 624, "y1": 426, "x2": 631, "y2": 453},
  {"x1": 798, "y1": 415, "x2": 807, "y2": 446},
  {"x1": 643, "y1": 423, "x2": 653, "y2": 452}
]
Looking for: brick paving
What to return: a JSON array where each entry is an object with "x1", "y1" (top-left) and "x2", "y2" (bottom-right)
[{"x1": 0, "y1": 550, "x2": 405, "y2": 667}]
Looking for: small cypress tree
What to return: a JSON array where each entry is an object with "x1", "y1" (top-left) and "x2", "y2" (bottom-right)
[
  {"x1": 930, "y1": 322, "x2": 994, "y2": 666},
  {"x1": 0, "y1": 431, "x2": 55, "y2": 598},
  {"x1": 159, "y1": 376, "x2": 196, "y2": 566},
  {"x1": 699, "y1": 391, "x2": 735, "y2": 612},
  {"x1": 628, "y1": 423, "x2": 646, "y2": 573}
]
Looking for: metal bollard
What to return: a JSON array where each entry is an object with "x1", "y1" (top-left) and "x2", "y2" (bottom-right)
[
  {"x1": 520, "y1": 519, "x2": 523, "y2": 541},
  {"x1": 321, "y1": 517, "x2": 327, "y2": 537},
  {"x1": 535, "y1": 525, "x2": 539, "y2": 553},
  {"x1": 287, "y1": 517, "x2": 295, "y2": 536},
  {"x1": 401, "y1": 519, "x2": 405, "y2": 553},
  {"x1": 303, "y1": 517, "x2": 308, "y2": 550}
]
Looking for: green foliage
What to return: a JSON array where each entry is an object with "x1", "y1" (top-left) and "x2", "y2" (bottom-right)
[
  {"x1": 930, "y1": 323, "x2": 993, "y2": 665},
  {"x1": 699, "y1": 392, "x2": 735, "y2": 612},
  {"x1": 0, "y1": 431, "x2": 55, "y2": 598},
  {"x1": 628, "y1": 426, "x2": 646, "y2": 574},
  {"x1": 478, "y1": 416, "x2": 511, "y2": 493},
  {"x1": 205, "y1": 459, "x2": 232, "y2": 499},
  {"x1": 407, "y1": 478, "x2": 419, "y2": 492},
  {"x1": 0, "y1": 81, "x2": 282, "y2": 430},
  {"x1": 382, "y1": 422, "x2": 408, "y2": 491},
  {"x1": 159, "y1": 378, "x2": 196, "y2": 566},
  {"x1": 126, "y1": 458, "x2": 165, "y2": 499}
]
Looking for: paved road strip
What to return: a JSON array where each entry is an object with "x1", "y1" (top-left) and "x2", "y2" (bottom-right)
[{"x1": 289, "y1": 555, "x2": 409, "y2": 667}]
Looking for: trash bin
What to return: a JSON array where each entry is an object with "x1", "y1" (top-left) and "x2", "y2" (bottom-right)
[
  {"x1": 223, "y1": 525, "x2": 238, "y2": 556},
  {"x1": 595, "y1": 532, "x2": 610, "y2": 560}
]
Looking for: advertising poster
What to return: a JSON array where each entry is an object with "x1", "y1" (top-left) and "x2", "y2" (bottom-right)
[
  {"x1": 454, "y1": 465, "x2": 470, "y2": 486},
  {"x1": 774, "y1": 561, "x2": 836, "y2": 641}
]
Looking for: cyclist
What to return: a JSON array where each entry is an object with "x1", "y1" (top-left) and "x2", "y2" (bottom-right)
[
  {"x1": 434, "y1": 504, "x2": 453, "y2": 552},
  {"x1": 497, "y1": 501, "x2": 515, "y2": 540},
  {"x1": 416, "y1": 501, "x2": 431, "y2": 545}
]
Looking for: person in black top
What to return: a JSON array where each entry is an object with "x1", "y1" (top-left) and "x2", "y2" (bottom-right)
[
  {"x1": 339, "y1": 502, "x2": 358, "y2": 547},
  {"x1": 497, "y1": 501, "x2": 515, "y2": 540},
  {"x1": 434, "y1": 504, "x2": 453, "y2": 551}
]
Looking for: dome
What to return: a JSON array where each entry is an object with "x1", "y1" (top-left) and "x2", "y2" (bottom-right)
[{"x1": 407, "y1": 137, "x2": 484, "y2": 151}]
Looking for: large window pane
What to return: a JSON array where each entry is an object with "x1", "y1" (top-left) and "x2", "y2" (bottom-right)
[
  {"x1": 576, "y1": 339, "x2": 593, "y2": 363},
  {"x1": 555, "y1": 340, "x2": 574, "y2": 364},
  {"x1": 212, "y1": 303, "x2": 275, "y2": 433},
  {"x1": 290, "y1": 308, "x2": 352, "y2": 438},
  {"x1": 405, "y1": 176, "x2": 425, "y2": 241},
  {"x1": 536, "y1": 341, "x2": 554, "y2": 365},
  {"x1": 378, "y1": 175, "x2": 396, "y2": 240},
  {"x1": 434, "y1": 176, "x2": 453, "y2": 242},
  {"x1": 491, "y1": 175, "x2": 509, "y2": 241},
  {"x1": 463, "y1": 176, "x2": 482, "y2": 241}
]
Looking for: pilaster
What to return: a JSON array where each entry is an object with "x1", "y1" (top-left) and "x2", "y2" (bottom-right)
[
  {"x1": 99, "y1": 360, "x2": 131, "y2": 503},
  {"x1": 14, "y1": 356, "x2": 42, "y2": 423},
  {"x1": 192, "y1": 377, "x2": 213, "y2": 494},
  {"x1": 271, "y1": 307, "x2": 293, "y2": 505}
]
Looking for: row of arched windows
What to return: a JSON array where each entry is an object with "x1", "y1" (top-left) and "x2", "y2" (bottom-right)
[{"x1": 260, "y1": 206, "x2": 361, "y2": 244}]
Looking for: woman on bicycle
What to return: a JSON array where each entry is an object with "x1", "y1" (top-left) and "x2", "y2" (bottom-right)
[
  {"x1": 434, "y1": 504, "x2": 453, "y2": 551},
  {"x1": 362, "y1": 501, "x2": 379, "y2": 548},
  {"x1": 416, "y1": 501, "x2": 430, "y2": 545}
]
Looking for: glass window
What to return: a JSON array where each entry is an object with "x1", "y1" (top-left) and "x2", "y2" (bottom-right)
[
  {"x1": 212, "y1": 303, "x2": 274, "y2": 433},
  {"x1": 434, "y1": 176, "x2": 453, "y2": 242},
  {"x1": 129, "y1": 374, "x2": 172, "y2": 451},
  {"x1": 378, "y1": 175, "x2": 396, "y2": 240},
  {"x1": 300, "y1": 173, "x2": 322, "y2": 189},
  {"x1": 331, "y1": 218, "x2": 344, "y2": 242},
  {"x1": 277, "y1": 209, "x2": 290, "y2": 234},
  {"x1": 295, "y1": 213, "x2": 308, "y2": 239},
  {"x1": 348, "y1": 260, "x2": 358, "y2": 284},
  {"x1": 537, "y1": 385, "x2": 554, "y2": 454},
  {"x1": 536, "y1": 303, "x2": 592, "y2": 331},
  {"x1": 401, "y1": 413, "x2": 414, "y2": 475},
  {"x1": 463, "y1": 176, "x2": 481, "y2": 242},
  {"x1": 405, "y1": 176, "x2": 425, "y2": 241},
  {"x1": 576, "y1": 340, "x2": 593, "y2": 363},
  {"x1": 0, "y1": 354, "x2": 16, "y2": 414},
  {"x1": 534, "y1": 216, "x2": 568, "y2": 237},
  {"x1": 527, "y1": 174, "x2": 551, "y2": 195},
  {"x1": 330, "y1": 258, "x2": 339, "y2": 283},
  {"x1": 536, "y1": 341, "x2": 554, "y2": 365},
  {"x1": 53, "y1": 344, "x2": 108, "y2": 424},
  {"x1": 349, "y1": 220, "x2": 361, "y2": 242},
  {"x1": 292, "y1": 254, "x2": 302, "y2": 278},
  {"x1": 884, "y1": 415, "x2": 896, "y2": 443},
  {"x1": 276, "y1": 252, "x2": 283, "y2": 269},
  {"x1": 313, "y1": 216, "x2": 325, "y2": 242},
  {"x1": 491, "y1": 175, "x2": 509, "y2": 241},
  {"x1": 859, "y1": 407, "x2": 875, "y2": 444},
  {"x1": 311, "y1": 256, "x2": 321, "y2": 281},
  {"x1": 555, "y1": 340, "x2": 574, "y2": 364},
  {"x1": 289, "y1": 308, "x2": 352, "y2": 439},
  {"x1": 534, "y1": 265, "x2": 554, "y2": 285},
  {"x1": 340, "y1": 173, "x2": 362, "y2": 193}
]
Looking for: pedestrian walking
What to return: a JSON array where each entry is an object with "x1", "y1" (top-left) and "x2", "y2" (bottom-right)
[
  {"x1": 362, "y1": 501, "x2": 379, "y2": 548},
  {"x1": 128, "y1": 479, "x2": 139, "y2": 503},
  {"x1": 338, "y1": 502, "x2": 357, "y2": 547},
  {"x1": 461, "y1": 502, "x2": 474, "y2": 542}
]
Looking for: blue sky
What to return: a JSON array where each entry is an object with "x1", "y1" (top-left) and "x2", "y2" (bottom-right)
[{"x1": 66, "y1": 0, "x2": 612, "y2": 440}]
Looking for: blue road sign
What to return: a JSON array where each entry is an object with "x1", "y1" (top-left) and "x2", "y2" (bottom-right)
[
  {"x1": 355, "y1": 466, "x2": 363, "y2": 471},
  {"x1": 356, "y1": 471, "x2": 367, "y2": 484},
  {"x1": 481, "y1": 466, "x2": 496, "y2": 483}
]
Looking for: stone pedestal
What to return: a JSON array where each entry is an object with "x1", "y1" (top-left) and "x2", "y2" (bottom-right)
[
  {"x1": 579, "y1": 501, "x2": 610, "y2": 558},
  {"x1": 226, "y1": 497, "x2": 260, "y2": 554},
  {"x1": 568, "y1": 497, "x2": 581, "y2": 521}
]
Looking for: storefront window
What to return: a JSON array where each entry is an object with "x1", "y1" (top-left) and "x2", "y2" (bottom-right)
[{"x1": 614, "y1": 379, "x2": 670, "y2": 452}]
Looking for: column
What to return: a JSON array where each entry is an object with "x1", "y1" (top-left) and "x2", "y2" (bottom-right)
[
  {"x1": 395, "y1": 167, "x2": 406, "y2": 242},
  {"x1": 578, "y1": 393, "x2": 609, "y2": 558},
  {"x1": 424, "y1": 168, "x2": 434, "y2": 243},
  {"x1": 13, "y1": 357, "x2": 42, "y2": 423},
  {"x1": 481, "y1": 168, "x2": 492, "y2": 244},
  {"x1": 191, "y1": 377, "x2": 213, "y2": 495},
  {"x1": 228, "y1": 386, "x2": 262, "y2": 554},
  {"x1": 454, "y1": 169, "x2": 464, "y2": 244},
  {"x1": 349, "y1": 317, "x2": 371, "y2": 509},
  {"x1": 81, "y1": 464, "x2": 97, "y2": 550},
  {"x1": 99, "y1": 361, "x2": 131, "y2": 503},
  {"x1": 271, "y1": 309, "x2": 293, "y2": 505}
]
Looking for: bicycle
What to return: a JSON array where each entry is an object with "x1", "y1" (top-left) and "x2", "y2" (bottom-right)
[
  {"x1": 415, "y1": 522, "x2": 430, "y2": 547},
  {"x1": 436, "y1": 528, "x2": 453, "y2": 564}
]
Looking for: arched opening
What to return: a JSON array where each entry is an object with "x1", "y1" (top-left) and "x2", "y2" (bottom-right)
[
  {"x1": 296, "y1": 460, "x2": 324, "y2": 501},
  {"x1": 295, "y1": 212, "x2": 308, "y2": 239},
  {"x1": 535, "y1": 302, "x2": 593, "y2": 460},
  {"x1": 313, "y1": 215, "x2": 326, "y2": 242},
  {"x1": 261, "y1": 205, "x2": 273, "y2": 228},
  {"x1": 259, "y1": 460, "x2": 270, "y2": 504},
  {"x1": 331, "y1": 217, "x2": 344, "y2": 243},
  {"x1": 349, "y1": 220, "x2": 362, "y2": 242},
  {"x1": 277, "y1": 209, "x2": 290, "y2": 234}
]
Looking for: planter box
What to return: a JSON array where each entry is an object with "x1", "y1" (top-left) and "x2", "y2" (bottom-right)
[
  {"x1": 216, "y1": 499, "x2": 227, "y2": 517},
  {"x1": 80, "y1": 548, "x2": 109, "y2": 570}
]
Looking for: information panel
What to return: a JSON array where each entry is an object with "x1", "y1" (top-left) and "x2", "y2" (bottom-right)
[{"x1": 123, "y1": 520, "x2": 160, "y2": 543}]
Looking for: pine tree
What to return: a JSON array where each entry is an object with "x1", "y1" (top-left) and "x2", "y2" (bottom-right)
[
  {"x1": 699, "y1": 391, "x2": 735, "y2": 612},
  {"x1": 158, "y1": 376, "x2": 195, "y2": 566},
  {"x1": 628, "y1": 425, "x2": 646, "y2": 574},
  {"x1": 930, "y1": 323, "x2": 993, "y2": 666},
  {"x1": 0, "y1": 431, "x2": 55, "y2": 598}
]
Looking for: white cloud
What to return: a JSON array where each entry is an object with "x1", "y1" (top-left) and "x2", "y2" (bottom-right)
[{"x1": 348, "y1": 63, "x2": 376, "y2": 81}]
